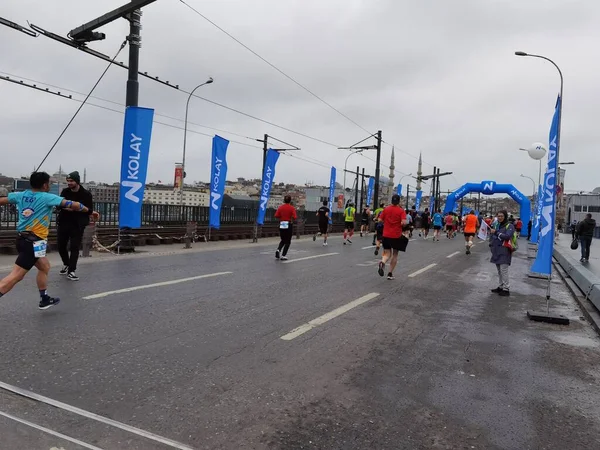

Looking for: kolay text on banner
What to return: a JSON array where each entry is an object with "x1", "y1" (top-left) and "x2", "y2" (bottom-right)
[
  {"x1": 257, "y1": 149, "x2": 280, "y2": 225},
  {"x1": 531, "y1": 95, "x2": 561, "y2": 276},
  {"x1": 119, "y1": 106, "x2": 154, "y2": 229},
  {"x1": 209, "y1": 135, "x2": 230, "y2": 229},
  {"x1": 415, "y1": 190, "x2": 423, "y2": 211},
  {"x1": 328, "y1": 167, "x2": 336, "y2": 224},
  {"x1": 366, "y1": 177, "x2": 375, "y2": 207}
]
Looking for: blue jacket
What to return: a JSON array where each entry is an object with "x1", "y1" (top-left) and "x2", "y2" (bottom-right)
[{"x1": 489, "y1": 221, "x2": 515, "y2": 265}]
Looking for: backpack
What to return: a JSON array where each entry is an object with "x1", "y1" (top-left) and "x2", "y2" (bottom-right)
[{"x1": 502, "y1": 223, "x2": 519, "y2": 252}]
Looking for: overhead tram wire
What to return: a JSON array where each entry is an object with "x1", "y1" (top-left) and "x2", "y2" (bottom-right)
[
  {"x1": 25, "y1": 22, "x2": 344, "y2": 150},
  {"x1": 178, "y1": 0, "x2": 374, "y2": 136},
  {"x1": 36, "y1": 39, "x2": 127, "y2": 171}
]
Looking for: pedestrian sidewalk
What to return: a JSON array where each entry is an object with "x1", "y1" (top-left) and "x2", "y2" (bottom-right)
[{"x1": 554, "y1": 233, "x2": 600, "y2": 316}]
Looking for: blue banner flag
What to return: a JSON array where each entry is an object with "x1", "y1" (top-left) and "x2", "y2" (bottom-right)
[
  {"x1": 208, "y1": 135, "x2": 229, "y2": 229},
  {"x1": 257, "y1": 149, "x2": 280, "y2": 225},
  {"x1": 366, "y1": 177, "x2": 375, "y2": 206},
  {"x1": 530, "y1": 185, "x2": 543, "y2": 244},
  {"x1": 415, "y1": 190, "x2": 423, "y2": 210},
  {"x1": 328, "y1": 167, "x2": 336, "y2": 224},
  {"x1": 429, "y1": 193, "x2": 435, "y2": 212},
  {"x1": 532, "y1": 95, "x2": 561, "y2": 275},
  {"x1": 396, "y1": 184, "x2": 402, "y2": 197},
  {"x1": 118, "y1": 106, "x2": 154, "y2": 229}
]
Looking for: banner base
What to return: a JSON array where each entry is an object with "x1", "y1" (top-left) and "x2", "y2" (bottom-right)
[
  {"x1": 527, "y1": 271, "x2": 549, "y2": 279},
  {"x1": 527, "y1": 310, "x2": 570, "y2": 325}
]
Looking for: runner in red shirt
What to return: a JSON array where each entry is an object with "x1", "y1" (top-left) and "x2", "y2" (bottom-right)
[
  {"x1": 377, "y1": 194, "x2": 408, "y2": 280},
  {"x1": 274, "y1": 195, "x2": 297, "y2": 261}
]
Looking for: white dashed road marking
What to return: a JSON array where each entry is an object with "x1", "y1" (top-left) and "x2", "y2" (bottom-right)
[
  {"x1": 281, "y1": 253, "x2": 339, "y2": 263},
  {"x1": 408, "y1": 263, "x2": 437, "y2": 278},
  {"x1": 281, "y1": 293, "x2": 380, "y2": 340}
]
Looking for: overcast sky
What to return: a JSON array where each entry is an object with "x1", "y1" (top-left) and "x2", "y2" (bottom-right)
[{"x1": 1, "y1": 0, "x2": 599, "y2": 196}]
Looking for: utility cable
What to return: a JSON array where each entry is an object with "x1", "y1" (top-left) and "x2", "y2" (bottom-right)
[
  {"x1": 36, "y1": 39, "x2": 127, "y2": 171},
  {"x1": 178, "y1": 0, "x2": 374, "y2": 136}
]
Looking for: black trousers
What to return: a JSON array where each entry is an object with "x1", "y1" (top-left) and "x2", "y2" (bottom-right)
[
  {"x1": 57, "y1": 222, "x2": 85, "y2": 272},
  {"x1": 277, "y1": 227, "x2": 293, "y2": 256}
]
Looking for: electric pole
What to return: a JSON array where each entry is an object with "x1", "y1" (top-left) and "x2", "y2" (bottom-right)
[{"x1": 373, "y1": 130, "x2": 382, "y2": 210}]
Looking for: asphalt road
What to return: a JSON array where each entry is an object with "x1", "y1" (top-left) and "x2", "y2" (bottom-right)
[{"x1": 1, "y1": 233, "x2": 600, "y2": 450}]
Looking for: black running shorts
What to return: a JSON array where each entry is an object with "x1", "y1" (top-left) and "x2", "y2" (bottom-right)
[
  {"x1": 382, "y1": 236, "x2": 409, "y2": 252},
  {"x1": 464, "y1": 232, "x2": 475, "y2": 238},
  {"x1": 434, "y1": 225, "x2": 442, "y2": 230},
  {"x1": 344, "y1": 221, "x2": 354, "y2": 230},
  {"x1": 15, "y1": 237, "x2": 38, "y2": 271},
  {"x1": 319, "y1": 222, "x2": 328, "y2": 234},
  {"x1": 446, "y1": 225, "x2": 454, "y2": 232}
]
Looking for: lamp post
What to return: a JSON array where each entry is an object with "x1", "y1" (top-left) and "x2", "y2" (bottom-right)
[
  {"x1": 180, "y1": 77, "x2": 214, "y2": 205},
  {"x1": 343, "y1": 149, "x2": 363, "y2": 196},
  {"x1": 515, "y1": 51, "x2": 564, "y2": 194},
  {"x1": 520, "y1": 174, "x2": 536, "y2": 214}
]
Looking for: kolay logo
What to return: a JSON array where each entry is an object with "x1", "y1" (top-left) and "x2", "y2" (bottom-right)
[
  {"x1": 260, "y1": 166, "x2": 273, "y2": 211},
  {"x1": 454, "y1": 186, "x2": 467, "y2": 200},
  {"x1": 540, "y1": 135, "x2": 557, "y2": 237},
  {"x1": 481, "y1": 181, "x2": 495, "y2": 195},
  {"x1": 121, "y1": 133, "x2": 143, "y2": 203},
  {"x1": 211, "y1": 155, "x2": 224, "y2": 210}
]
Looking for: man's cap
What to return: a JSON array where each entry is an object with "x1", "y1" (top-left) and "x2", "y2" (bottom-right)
[{"x1": 67, "y1": 171, "x2": 81, "y2": 184}]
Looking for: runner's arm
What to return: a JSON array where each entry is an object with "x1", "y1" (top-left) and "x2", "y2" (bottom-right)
[{"x1": 0, "y1": 197, "x2": 8, "y2": 205}]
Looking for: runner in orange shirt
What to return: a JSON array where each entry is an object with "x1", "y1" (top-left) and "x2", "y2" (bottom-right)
[{"x1": 463, "y1": 210, "x2": 479, "y2": 255}]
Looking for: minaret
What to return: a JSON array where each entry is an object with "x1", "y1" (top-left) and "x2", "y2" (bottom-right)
[
  {"x1": 416, "y1": 152, "x2": 423, "y2": 192},
  {"x1": 83, "y1": 168, "x2": 87, "y2": 184},
  {"x1": 388, "y1": 146, "x2": 395, "y2": 201}
]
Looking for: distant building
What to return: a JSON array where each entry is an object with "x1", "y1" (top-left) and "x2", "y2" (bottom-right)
[
  {"x1": 304, "y1": 187, "x2": 345, "y2": 212},
  {"x1": 144, "y1": 185, "x2": 209, "y2": 207},
  {"x1": 88, "y1": 184, "x2": 120, "y2": 203},
  {"x1": 567, "y1": 194, "x2": 600, "y2": 224}
]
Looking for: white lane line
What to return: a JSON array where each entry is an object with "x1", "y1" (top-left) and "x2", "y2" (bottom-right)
[
  {"x1": 447, "y1": 251, "x2": 461, "y2": 258},
  {"x1": 0, "y1": 381, "x2": 194, "y2": 450},
  {"x1": 281, "y1": 292, "x2": 380, "y2": 340},
  {"x1": 362, "y1": 245, "x2": 376, "y2": 249},
  {"x1": 408, "y1": 263, "x2": 438, "y2": 278},
  {"x1": 83, "y1": 272, "x2": 231, "y2": 299},
  {"x1": 281, "y1": 253, "x2": 339, "y2": 263},
  {"x1": 0, "y1": 410, "x2": 104, "y2": 450}
]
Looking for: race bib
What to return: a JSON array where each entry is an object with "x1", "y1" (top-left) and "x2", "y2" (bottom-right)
[
  {"x1": 279, "y1": 221, "x2": 289, "y2": 229},
  {"x1": 33, "y1": 240, "x2": 47, "y2": 258}
]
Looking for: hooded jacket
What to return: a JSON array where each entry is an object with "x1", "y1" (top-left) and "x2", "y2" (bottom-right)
[{"x1": 577, "y1": 217, "x2": 597, "y2": 238}]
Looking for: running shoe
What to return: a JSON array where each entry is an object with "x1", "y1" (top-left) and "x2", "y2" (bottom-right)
[
  {"x1": 387, "y1": 273, "x2": 395, "y2": 280},
  {"x1": 275, "y1": 249, "x2": 280, "y2": 259},
  {"x1": 59, "y1": 266, "x2": 68, "y2": 275},
  {"x1": 374, "y1": 248, "x2": 379, "y2": 256},
  {"x1": 313, "y1": 234, "x2": 316, "y2": 241},
  {"x1": 347, "y1": 239, "x2": 353, "y2": 244},
  {"x1": 378, "y1": 261, "x2": 385, "y2": 277},
  {"x1": 39, "y1": 296, "x2": 60, "y2": 310},
  {"x1": 323, "y1": 242, "x2": 328, "y2": 246},
  {"x1": 498, "y1": 289, "x2": 510, "y2": 297},
  {"x1": 67, "y1": 272, "x2": 79, "y2": 281},
  {"x1": 491, "y1": 287, "x2": 503, "y2": 293},
  {"x1": 280, "y1": 256, "x2": 288, "y2": 261},
  {"x1": 360, "y1": 232, "x2": 363, "y2": 237}
]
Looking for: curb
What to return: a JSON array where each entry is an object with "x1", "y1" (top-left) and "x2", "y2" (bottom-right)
[{"x1": 553, "y1": 247, "x2": 600, "y2": 336}]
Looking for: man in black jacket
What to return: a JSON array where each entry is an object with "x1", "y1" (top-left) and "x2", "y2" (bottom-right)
[
  {"x1": 577, "y1": 213, "x2": 597, "y2": 263},
  {"x1": 57, "y1": 171, "x2": 95, "y2": 280}
]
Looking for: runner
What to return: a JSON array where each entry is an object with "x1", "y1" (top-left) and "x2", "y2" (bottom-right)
[
  {"x1": 0, "y1": 172, "x2": 98, "y2": 310},
  {"x1": 314, "y1": 200, "x2": 330, "y2": 246},
  {"x1": 360, "y1": 206, "x2": 370, "y2": 237},
  {"x1": 452, "y1": 213, "x2": 459, "y2": 238},
  {"x1": 445, "y1": 212, "x2": 454, "y2": 239},
  {"x1": 372, "y1": 202, "x2": 385, "y2": 255},
  {"x1": 463, "y1": 210, "x2": 479, "y2": 255},
  {"x1": 343, "y1": 201, "x2": 356, "y2": 245},
  {"x1": 420, "y1": 207, "x2": 431, "y2": 240},
  {"x1": 514, "y1": 217, "x2": 523, "y2": 239},
  {"x1": 377, "y1": 194, "x2": 408, "y2": 280},
  {"x1": 432, "y1": 208, "x2": 443, "y2": 242},
  {"x1": 408, "y1": 206, "x2": 417, "y2": 238},
  {"x1": 275, "y1": 195, "x2": 297, "y2": 261}
]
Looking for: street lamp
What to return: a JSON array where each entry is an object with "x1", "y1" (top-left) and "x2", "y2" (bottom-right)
[
  {"x1": 520, "y1": 174, "x2": 536, "y2": 206},
  {"x1": 343, "y1": 149, "x2": 363, "y2": 195},
  {"x1": 181, "y1": 77, "x2": 214, "y2": 205},
  {"x1": 515, "y1": 50, "x2": 564, "y2": 187}
]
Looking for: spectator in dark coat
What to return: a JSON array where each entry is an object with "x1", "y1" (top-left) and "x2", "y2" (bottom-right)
[
  {"x1": 577, "y1": 213, "x2": 596, "y2": 263},
  {"x1": 489, "y1": 210, "x2": 515, "y2": 297}
]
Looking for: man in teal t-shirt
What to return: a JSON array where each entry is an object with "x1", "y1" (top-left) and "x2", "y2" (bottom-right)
[
  {"x1": 0, "y1": 172, "x2": 96, "y2": 310},
  {"x1": 432, "y1": 209, "x2": 444, "y2": 242}
]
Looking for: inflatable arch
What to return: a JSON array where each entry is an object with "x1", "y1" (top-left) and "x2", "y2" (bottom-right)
[{"x1": 443, "y1": 181, "x2": 531, "y2": 237}]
